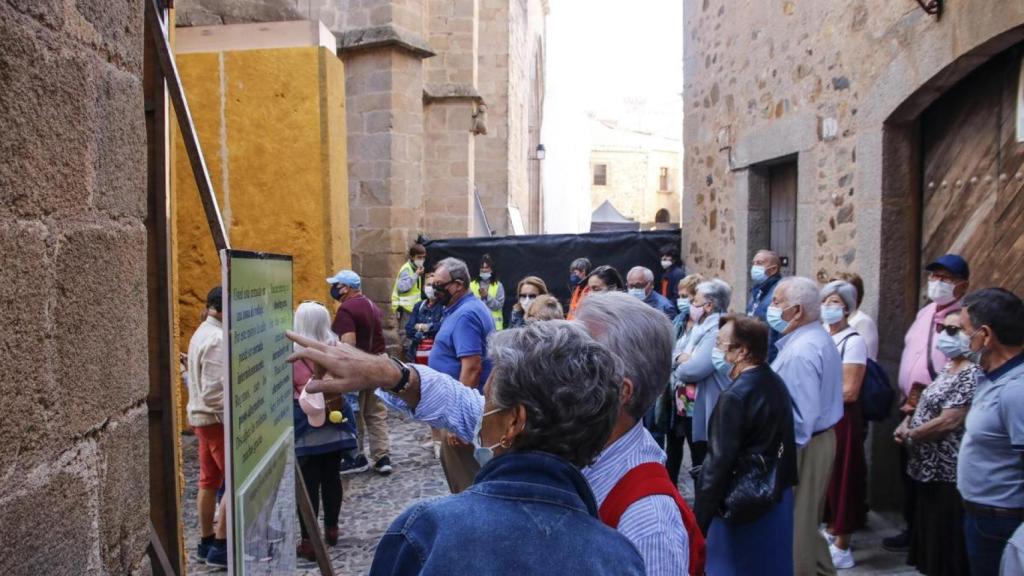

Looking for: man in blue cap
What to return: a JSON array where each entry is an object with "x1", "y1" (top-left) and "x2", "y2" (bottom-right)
[
  {"x1": 885, "y1": 253, "x2": 970, "y2": 551},
  {"x1": 327, "y1": 269, "x2": 393, "y2": 476}
]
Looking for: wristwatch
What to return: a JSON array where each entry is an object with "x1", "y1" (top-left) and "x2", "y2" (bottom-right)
[{"x1": 388, "y1": 356, "x2": 411, "y2": 394}]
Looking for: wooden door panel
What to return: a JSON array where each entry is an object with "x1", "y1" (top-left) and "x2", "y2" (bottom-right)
[
  {"x1": 769, "y1": 162, "x2": 798, "y2": 275},
  {"x1": 921, "y1": 45, "x2": 1024, "y2": 296}
]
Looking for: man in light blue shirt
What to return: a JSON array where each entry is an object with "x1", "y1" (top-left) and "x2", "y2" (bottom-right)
[
  {"x1": 768, "y1": 276, "x2": 844, "y2": 576},
  {"x1": 956, "y1": 288, "x2": 1024, "y2": 576},
  {"x1": 289, "y1": 292, "x2": 696, "y2": 576}
]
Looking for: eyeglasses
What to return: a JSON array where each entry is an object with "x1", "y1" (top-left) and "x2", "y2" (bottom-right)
[
  {"x1": 934, "y1": 324, "x2": 962, "y2": 337},
  {"x1": 431, "y1": 280, "x2": 454, "y2": 291},
  {"x1": 627, "y1": 283, "x2": 648, "y2": 290}
]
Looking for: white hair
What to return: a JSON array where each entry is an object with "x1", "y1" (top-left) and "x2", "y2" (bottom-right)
[
  {"x1": 627, "y1": 266, "x2": 655, "y2": 284},
  {"x1": 293, "y1": 301, "x2": 337, "y2": 351},
  {"x1": 436, "y1": 257, "x2": 471, "y2": 287},
  {"x1": 777, "y1": 276, "x2": 821, "y2": 322},
  {"x1": 820, "y1": 280, "x2": 858, "y2": 315},
  {"x1": 574, "y1": 291, "x2": 674, "y2": 421},
  {"x1": 696, "y1": 279, "x2": 732, "y2": 313}
]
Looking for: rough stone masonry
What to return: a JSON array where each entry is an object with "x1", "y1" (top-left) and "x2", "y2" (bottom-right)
[{"x1": 0, "y1": 0, "x2": 151, "y2": 573}]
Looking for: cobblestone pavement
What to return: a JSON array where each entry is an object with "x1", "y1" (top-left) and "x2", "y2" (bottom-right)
[{"x1": 182, "y1": 411, "x2": 921, "y2": 575}]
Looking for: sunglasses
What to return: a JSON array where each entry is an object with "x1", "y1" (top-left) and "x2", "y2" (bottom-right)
[{"x1": 935, "y1": 324, "x2": 962, "y2": 337}]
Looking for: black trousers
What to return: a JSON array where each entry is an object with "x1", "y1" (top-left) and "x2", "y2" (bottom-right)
[
  {"x1": 298, "y1": 451, "x2": 343, "y2": 538},
  {"x1": 900, "y1": 447, "x2": 917, "y2": 534},
  {"x1": 665, "y1": 415, "x2": 707, "y2": 487}
]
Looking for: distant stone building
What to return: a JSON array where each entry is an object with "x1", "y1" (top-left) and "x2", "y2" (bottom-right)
[
  {"x1": 1, "y1": 1, "x2": 150, "y2": 573},
  {"x1": 683, "y1": 0, "x2": 1024, "y2": 505},
  {"x1": 588, "y1": 117, "x2": 681, "y2": 229},
  {"x1": 175, "y1": 0, "x2": 548, "y2": 343}
]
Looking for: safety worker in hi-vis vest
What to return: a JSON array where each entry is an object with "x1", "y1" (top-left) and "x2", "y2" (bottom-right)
[{"x1": 391, "y1": 243, "x2": 427, "y2": 360}]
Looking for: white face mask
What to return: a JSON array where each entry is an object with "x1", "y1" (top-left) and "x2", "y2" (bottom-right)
[
  {"x1": 480, "y1": 272, "x2": 492, "y2": 281},
  {"x1": 424, "y1": 286, "x2": 436, "y2": 300},
  {"x1": 414, "y1": 258, "x2": 425, "y2": 268},
  {"x1": 472, "y1": 408, "x2": 505, "y2": 467},
  {"x1": 927, "y1": 279, "x2": 957, "y2": 305},
  {"x1": 519, "y1": 295, "x2": 536, "y2": 311},
  {"x1": 628, "y1": 288, "x2": 646, "y2": 300},
  {"x1": 661, "y1": 259, "x2": 673, "y2": 270}
]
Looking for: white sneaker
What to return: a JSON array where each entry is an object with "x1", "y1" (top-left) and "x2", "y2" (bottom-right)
[
  {"x1": 830, "y1": 543, "x2": 855, "y2": 570},
  {"x1": 820, "y1": 528, "x2": 836, "y2": 546}
]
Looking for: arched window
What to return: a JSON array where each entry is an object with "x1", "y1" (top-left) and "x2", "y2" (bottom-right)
[{"x1": 655, "y1": 208, "x2": 670, "y2": 223}]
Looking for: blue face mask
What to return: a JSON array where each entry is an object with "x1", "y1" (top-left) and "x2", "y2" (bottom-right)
[
  {"x1": 472, "y1": 408, "x2": 505, "y2": 468},
  {"x1": 330, "y1": 284, "x2": 343, "y2": 301},
  {"x1": 628, "y1": 288, "x2": 646, "y2": 300},
  {"x1": 751, "y1": 265, "x2": 768, "y2": 284},
  {"x1": 821, "y1": 305, "x2": 845, "y2": 326},
  {"x1": 676, "y1": 297, "x2": 691, "y2": 314},
  {"x1": 766, "y1": 305, "x2": 790, "y2": 333},
  {"x1": 569, "y1": 273, "x2": 582, "y2": 286},
  {"x1": 711, "y1": 347, "x2": 734, "y2": 376}
]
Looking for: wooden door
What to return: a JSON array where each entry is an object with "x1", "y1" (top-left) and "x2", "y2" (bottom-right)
[
  {"x1": 921, "y1": 44, "x2": 1024, "y2": 297},
  {"x1": 769, "y1": 161, "x2": 798, "y2": 275}
]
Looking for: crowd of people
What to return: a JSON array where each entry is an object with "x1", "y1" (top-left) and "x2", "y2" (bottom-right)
[{"x1": 182, "y1": 241, "x2": 1024, "y2": 576}]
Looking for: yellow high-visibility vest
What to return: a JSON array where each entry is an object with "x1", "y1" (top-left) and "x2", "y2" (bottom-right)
[
  {"x1": 391, "y1": 260, "x2": 422, "y2": 313},
  {"x1": 470, "y1": 279, "x2": 504, "y2": 330}
]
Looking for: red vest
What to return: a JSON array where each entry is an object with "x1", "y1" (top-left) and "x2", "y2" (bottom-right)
[{"x1": 598, "y1": 462, "x2": 706, "y2": 576}]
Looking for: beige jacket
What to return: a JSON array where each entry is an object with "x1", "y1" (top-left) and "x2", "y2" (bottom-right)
[{"x1": 186, "y1": 316, "x2": 225, "y2": 427}]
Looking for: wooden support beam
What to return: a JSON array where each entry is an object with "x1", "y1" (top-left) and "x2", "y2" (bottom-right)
[
  {"x1": 144, "y1": 0, "x2": 184, "y2": 573},
  {"x1": 296, "y1": 466, "x2": 336, "y2": 575},
  {"x1": 145, "y1": 0, "x2": 230, "y2": 251}
]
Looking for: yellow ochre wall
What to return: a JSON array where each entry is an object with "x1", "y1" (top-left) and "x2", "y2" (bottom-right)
[{"x1": 172, "y1": 46, "x2": 350, "y2": 429}]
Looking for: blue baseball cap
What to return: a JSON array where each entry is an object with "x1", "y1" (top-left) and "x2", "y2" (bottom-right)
[
  {"x1": 326, "y1": 269, "x2": 361, "y2": 289},
  {"x1": 925, "y1": 254, "x2": 969, "y2": 280}
]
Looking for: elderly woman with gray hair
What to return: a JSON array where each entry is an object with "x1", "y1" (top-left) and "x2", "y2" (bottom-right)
[
  {"x1": 671, "y1": 278, "x2": 733, "y2": 486},
  {"x1": 289, "y1": 321, "x2": 645, "y2": 574},
  {"x1": 819, "y1": 280, "x2": 869, "y2": 569}
]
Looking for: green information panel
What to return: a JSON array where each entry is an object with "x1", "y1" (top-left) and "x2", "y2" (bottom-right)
[{"x1": 222, "y1": 250, "x2": 296, "y2": 574}]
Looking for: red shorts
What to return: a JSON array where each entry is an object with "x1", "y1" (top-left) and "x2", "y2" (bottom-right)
[{"x1": 195, "y1": 423, "x2": 226, "y2": 490}]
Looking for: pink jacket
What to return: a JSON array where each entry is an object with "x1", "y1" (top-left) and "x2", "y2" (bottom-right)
[{"x1": 897, "y1": 300, "x2": 961, "y2": 395}]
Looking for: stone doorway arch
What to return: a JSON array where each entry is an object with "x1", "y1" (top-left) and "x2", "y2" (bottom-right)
[{"x1": 855, "y1": 19, "x2": 1024, "y2": 509}]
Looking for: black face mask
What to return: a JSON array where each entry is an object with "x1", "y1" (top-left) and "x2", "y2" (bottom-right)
[
  {"x1": 434, "y1": 281, "x2": 454, "y2": 306},
  {"x1": 330, "y1": 284, "x2": 344, "y2": 301}
]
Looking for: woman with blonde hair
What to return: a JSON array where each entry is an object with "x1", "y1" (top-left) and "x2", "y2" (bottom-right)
[
  {"x1": 508, "y1": 276, "x2": 549, "y2": 329},
  {"x1": 524, "y1": 294, "x2": 564, "y2": 323},
  {"x1": 292, "y1": 301, "x2": 357, "y2": 559}
]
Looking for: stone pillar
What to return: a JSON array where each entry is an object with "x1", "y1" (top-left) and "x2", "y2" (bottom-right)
[
  {"x1": 0, "y1": 2, "x2": 151, "y2": 573},
  {"x1": 422, "y1": 0, "x2": 480, "y2": 238},
  {"x1": 340, "y1": 30, "x2": 433, "y2": 346},
  {"x1": 475, "y1": 0, "x2": 511, "y2": 235}
]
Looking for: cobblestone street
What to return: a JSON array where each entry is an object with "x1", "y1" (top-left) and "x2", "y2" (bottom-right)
[{"x1": 182, "y1": 411, "x2": 921, "y2": 575}]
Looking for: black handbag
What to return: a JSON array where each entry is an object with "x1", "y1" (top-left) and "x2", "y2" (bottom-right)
[{"x1": 720, "y1": 442, "x2": 785, "y2": 523}]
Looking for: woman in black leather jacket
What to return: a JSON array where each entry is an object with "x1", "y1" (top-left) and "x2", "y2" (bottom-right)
[{"x1": 696, "y1": 314, "x2": 798, "y2": 576}]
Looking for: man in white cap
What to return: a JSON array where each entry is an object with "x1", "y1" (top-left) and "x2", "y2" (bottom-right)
[{"x1": 327, "y1": 270, "x2": 393, "y2": 475}]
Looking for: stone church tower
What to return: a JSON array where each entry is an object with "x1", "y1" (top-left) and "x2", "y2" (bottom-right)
[{"x1": 175, "y1": 0, "x2": 548, "y2": 326}]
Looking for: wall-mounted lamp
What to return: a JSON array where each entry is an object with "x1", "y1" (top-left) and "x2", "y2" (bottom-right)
[{"x1": 534, "y1": 144, "x2": 546, "y2": 161}]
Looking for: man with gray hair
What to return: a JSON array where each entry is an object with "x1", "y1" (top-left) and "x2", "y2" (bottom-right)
[
  {"x1": 287, "y1": 291, "x2": 704, "y2": 575},
  {"x1": 627, "y1": 265, "x2": 677, "y2": 320},
  {"x1": 768, "y1": 276, "x2": 844, "y2": 576},
  {"x1": 428, "y1": 257, "x2": 497, "y2": 492}
]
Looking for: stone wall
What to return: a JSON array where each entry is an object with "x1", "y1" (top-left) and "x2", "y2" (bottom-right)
[
  {"x1": 0, "y1": 1, "x2": 151, "y2": 573},
  {"x1": 683, "y1": 0, "x2": 1024, "y2": 308},
  {"x1": 590, "y1": 148, "x2": 681, "y2": 227}
]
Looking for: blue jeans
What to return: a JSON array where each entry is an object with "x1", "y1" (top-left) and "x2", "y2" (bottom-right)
[{"x1": 964, "y1": 510, "x2": 1021, "y2": 576}]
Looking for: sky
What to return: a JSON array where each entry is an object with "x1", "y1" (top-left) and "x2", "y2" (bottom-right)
[{"x1": 542, "y1": 0, "x2": 684, "y2": 233}]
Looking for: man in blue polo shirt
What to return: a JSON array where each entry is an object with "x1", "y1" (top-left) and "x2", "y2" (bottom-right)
[
  {"x1": 428, "y1": 257, "x2": 496, "y2": 493},
  {"x1": 957, "y1": 288, "x2": 1024, "y2": 576}
]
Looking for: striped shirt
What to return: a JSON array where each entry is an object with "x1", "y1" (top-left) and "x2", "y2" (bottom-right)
[{"x1": 378, "y1": 366, "x2": 690, "y2": 575}]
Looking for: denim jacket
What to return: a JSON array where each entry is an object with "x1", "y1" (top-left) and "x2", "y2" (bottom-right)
[
  {"x1": 370, "y1": 451, "x2": 645, "y2": 575},
  {"x1": 747, "y1": 273, "x2": 782, "y2": 361}
]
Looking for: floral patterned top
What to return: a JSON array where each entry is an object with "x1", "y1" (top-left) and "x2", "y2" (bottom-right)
[{"x1": 907, "y1": 361, "x2": 981, "y2": 483}]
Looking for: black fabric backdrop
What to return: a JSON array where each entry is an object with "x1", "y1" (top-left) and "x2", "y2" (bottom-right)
[{"x1": 423, "y1": 229, "x2": 682, "y2": 324}]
